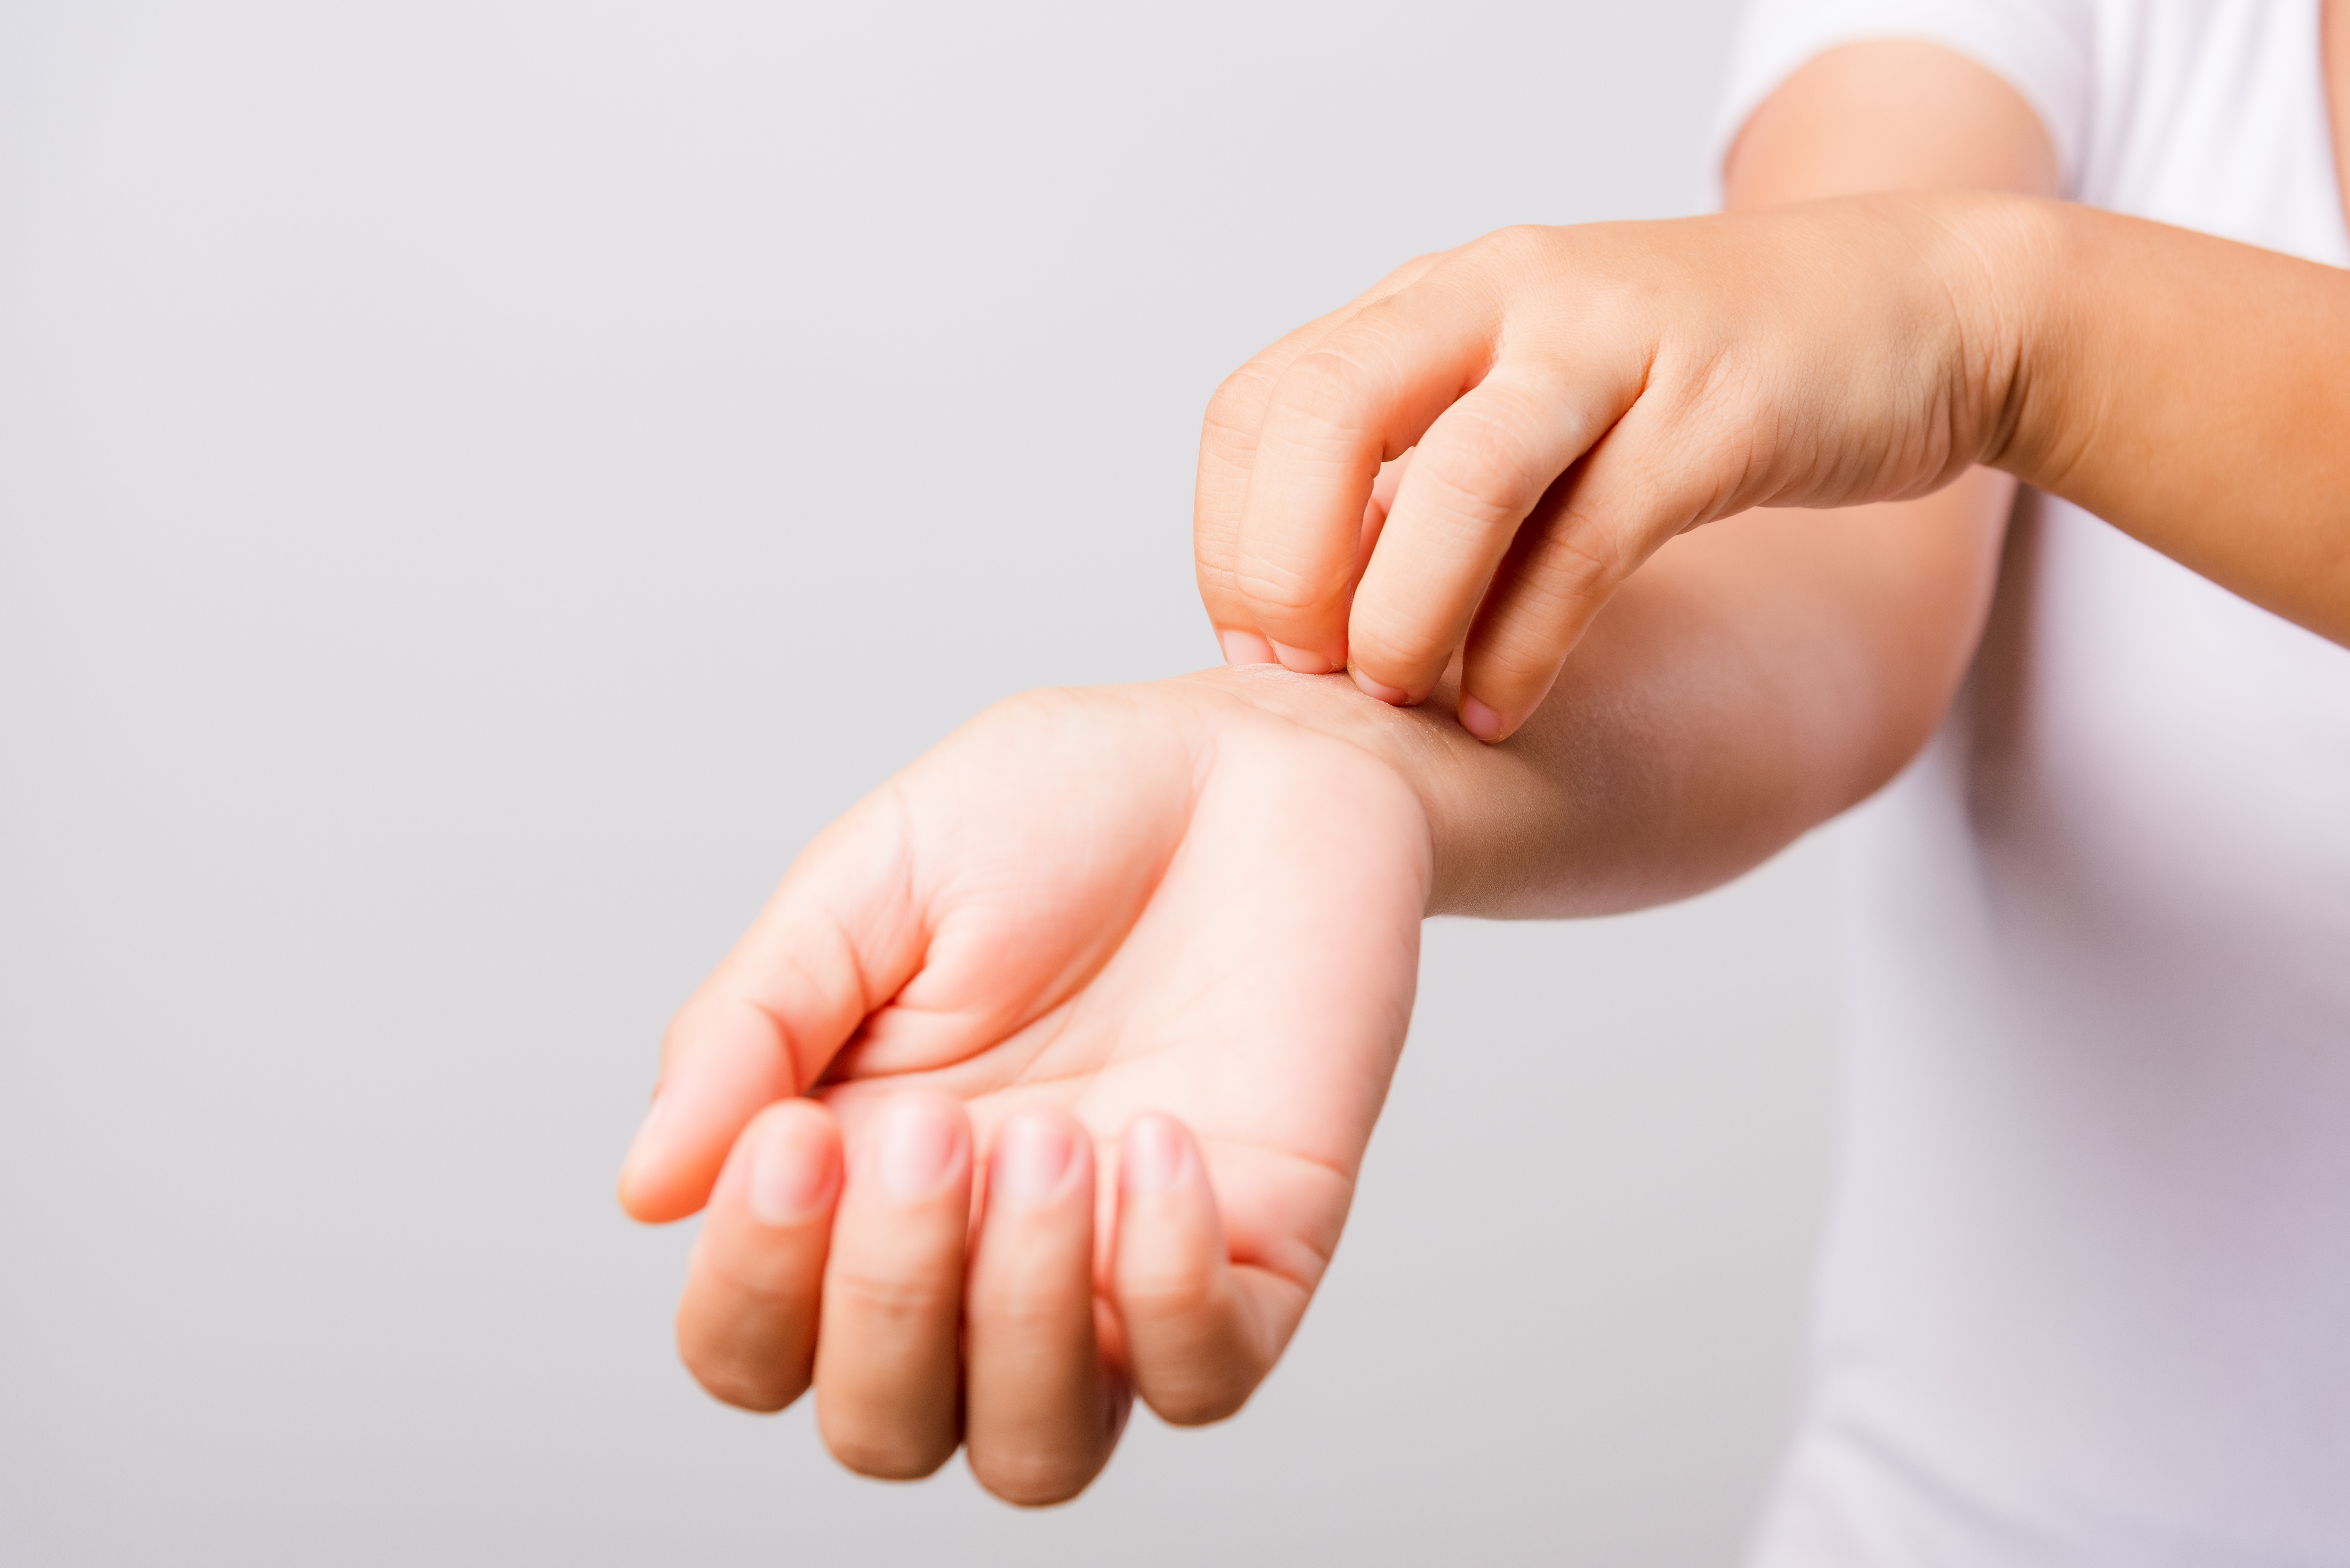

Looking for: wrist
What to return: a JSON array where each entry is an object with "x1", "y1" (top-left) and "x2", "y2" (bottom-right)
[
  {"x1": 1176, "y1": 663, "x2": 1461, "y2": 827},
  {"x1": 1941, "y1": 192, "x2": 2078, "y2": 483},
  {"x1": 1175, "y1": 663, "x2": 1559, "y2": 916}
]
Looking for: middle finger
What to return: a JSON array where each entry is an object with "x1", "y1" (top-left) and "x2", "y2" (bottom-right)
[
  {"x1": 1195, "y1": 251, "x2": 1454, "y2": 659},
  {"x1": 963, "y1": 1108, "x2": 1122, "y2": 1506},
  {"x1": 813, "y1": 1092, "x2": 973, "y2": 1480}
]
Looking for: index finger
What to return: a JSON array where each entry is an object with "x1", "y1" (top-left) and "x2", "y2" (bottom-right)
[
  {"x1": 1226, "y1": 270, "x2": 1502, "y2": 675},
  {"x1": 1194, "y1": 252, "x2": 1450, "y2": 663}
]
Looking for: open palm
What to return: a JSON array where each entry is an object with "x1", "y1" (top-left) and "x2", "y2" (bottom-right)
[{"x1": 618, "y1": 676, "x2": 1431, "y2": 1503}]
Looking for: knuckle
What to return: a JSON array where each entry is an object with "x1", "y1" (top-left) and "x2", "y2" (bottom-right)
[
  {"x1": 1233, "y1": 561, "x2": 1333, "y2": 621},
  {"x1": 1276, "y1": 348, "x2": 1377, "y2": 428},
  {"x1": 1470, "y1": 222, "x2": 1555, "y2": 273},
  {"x1": 1370, "y1": 248, "x2": 1449, "y2": 295},
  {"x1": 824, "y1": 1265, "x2": 960, "y2": 1326},
  {"x1": 966, "y1": 1289, "x2": 1079, "y2": 1338},
  {"x1": 696, "y1": 1254, "x2": 796, "y2": 1311},
  {"x1": 1202, "y1": 363, "x2": 1278, "y2": 442},
  {"x1": 1539, "y1": 507, "x2": 1635, "y2": 584},
  {"x1": 1422, "y1": 415, "x2": 1547, "y2": 515}
]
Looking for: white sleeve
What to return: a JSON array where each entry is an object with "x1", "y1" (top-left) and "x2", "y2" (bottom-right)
[{"x1": 1706, "y1": 0, "x2": 2096, "y2": 206}]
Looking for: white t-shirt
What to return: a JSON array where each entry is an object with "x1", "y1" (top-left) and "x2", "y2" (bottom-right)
[{"x1": 1712, "y1": 4, "x2": 2350, "y2": 1564}]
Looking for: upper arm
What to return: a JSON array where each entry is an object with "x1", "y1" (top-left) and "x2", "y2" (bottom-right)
[{"x1": 1723, "y1": 38, "x2": 2059, "y2": 208}]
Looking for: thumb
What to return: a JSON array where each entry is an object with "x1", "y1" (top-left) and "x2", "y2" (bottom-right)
[{"x1": 617, "y1": 792, "x2": 925, "y2": 1224}]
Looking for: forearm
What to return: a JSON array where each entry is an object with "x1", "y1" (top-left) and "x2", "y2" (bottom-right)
[
  {"x1": 1187, "y1": 473, "x2": 2005, "y2": 917},
  {"x1": 1988, "y1": 200, "x2": 2350, "y2": 644}
]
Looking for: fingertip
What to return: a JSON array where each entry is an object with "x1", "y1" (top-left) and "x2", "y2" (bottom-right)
[
  {"x1": 1119, "y1": 1112, "x2": 1198, "y2": 1196},
  {"x1": 871, "y1": 1090, "x2": 972, "y2": 1201},
  {"x1": 1113, "y1": 1116, "x2": 1223, "y2": 1293},
  {"x1": 747, "y1": 1098, "x2": 841, "y2": 1228},
  {"x1": 1457, "y1": 694, "x2": 1506, "y2": 743},
  {"x1": 1217, "y1": 628, "x2": 1276, "y2": 667},
  {"x1": 624, "y1": 997, "x2": 804, "y2": 1224},
  {"x1": 1456, "y1": 645, "x2": 1570, "y2": 748},
  {"x1": 989, "y1": 1106, "x2": 1087, "y2": 1207},
  {"x1": 1267, "y1": 640, "x2": 1342, "y2": 676},
  {"x1": 617, "y1": 1093, "x2": 678, "y2": 1222},
  {"x1": 1348, "y1": 666, "x2": 1413, "y2": 705}
]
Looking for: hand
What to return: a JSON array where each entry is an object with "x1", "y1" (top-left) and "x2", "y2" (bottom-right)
[
  {"x1": 616, "y1": 676, "x2": 1431, "y2": 1504},
  {"x1": 1194, "y1": 193, "x2": 2031, "y2": 740}
]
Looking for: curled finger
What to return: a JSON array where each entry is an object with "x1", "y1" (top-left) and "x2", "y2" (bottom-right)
[
  {"x1": 1347, "y1": 352, "x2": 1640, "y2": 705},
  {"x1": 1456, "y1": 389, "x2": 1738, "y2": 740},
  {"x1": 964, "y1": 1109, "x2": 1126, "y2": 1506},
  {"x1": 675, "y1": 1098, "x2": 843, "y2": 1413},
  {"x1": 1196, "y1": 253, "x2": 1456, "y2": 663},
  {"x1": 814, "y1": 1093, "x2": 974, "y2": 1480},
  {"x1": 1110, "y1": 1115, "x2": 1297, "y2": 1427},
  {"x1": 1231, "y1": 279, "x2": 1504, "y2": 675}
]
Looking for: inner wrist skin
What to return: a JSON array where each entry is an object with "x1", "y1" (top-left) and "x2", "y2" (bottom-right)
[
  {"x1": 1184, "y1": 667, "x2": 1513, "y2": 912},
  {"x1": 1179, "y1": 663, "x2": 1589, "y2": 920}
]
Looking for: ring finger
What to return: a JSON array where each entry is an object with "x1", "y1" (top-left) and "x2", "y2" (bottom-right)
[{"x1": 963, "y1": 1108, "x2": 1125, "y2": 1505}]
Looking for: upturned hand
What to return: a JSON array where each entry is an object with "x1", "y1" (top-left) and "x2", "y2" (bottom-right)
[{"x1": 618, "y1": 677, "x2": 1430, "y2": 1504}]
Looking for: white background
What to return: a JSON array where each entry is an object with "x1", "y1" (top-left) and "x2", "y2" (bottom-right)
[{"x1": 0, "y1": 3, "x2": 1845, "y2": 1562}]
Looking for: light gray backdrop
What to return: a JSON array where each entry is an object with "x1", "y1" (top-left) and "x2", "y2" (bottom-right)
[{"x1": 0, "y1": 2, "x2": 1845, "y2": 1562}]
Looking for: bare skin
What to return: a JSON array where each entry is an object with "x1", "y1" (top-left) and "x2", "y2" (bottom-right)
[
  {"x1": 633, "y1": 680, "x2": 1431, "y2": 1502},
  {"x1": 1199, "y1": 45, "x2": 2350, "y2": 739},
  {"x1": 619, "y1": 34, "x2": 2341, "y2": 1507}
]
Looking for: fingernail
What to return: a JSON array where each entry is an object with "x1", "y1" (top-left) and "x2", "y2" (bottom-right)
[
  {"x1": 1218, "y1": 629, "x2": 1275, "y2": 666},
  {"x1": 1349, "y1": 667, "x2": 1410, "y2": 705},
  {"x1": 1122, "y1": 1116, "x2": 1188, "y2": 1194},
  {"x1": 1458, "y1": 695, "x2": 1505, "y2": 743},
  {"x1": 991, "y1": 1115, "x2": 1076, "y2": 1203},
  {"x1": 878, "y1": 1097, "x2": 963, "y2": 1199},
  {"x1": 749, "y1": 1110, "x2": 835, "y2": 1225},
  {"x1": 1267, "y1": 640, "x2": 1337, "y2": 675}
]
